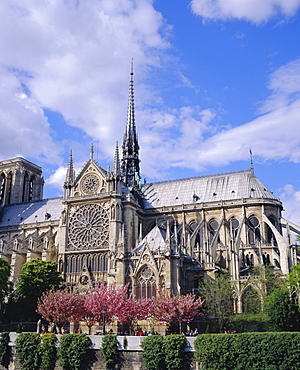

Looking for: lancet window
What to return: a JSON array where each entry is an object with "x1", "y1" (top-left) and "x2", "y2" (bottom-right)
[
  {"x1": 248, "y1": 216, "x2": 261, "y2": 245},
  {"x1": 136, "y1": 267, "x2": 156, "y2": 299},
  {"x1": 66, "y1": 254, "x2": 108, "y2": 274}
]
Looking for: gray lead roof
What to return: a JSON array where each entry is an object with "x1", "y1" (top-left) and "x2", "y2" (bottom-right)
[
  {"x1": 142, "y1": 169, "x2": 278, "y2": 209},
  {"x1": 0, "y1": 198, "x2": 62, "y2": 228}
]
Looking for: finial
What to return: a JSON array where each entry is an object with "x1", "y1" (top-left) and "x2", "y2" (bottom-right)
[
  {"x1": 250, "y1": 148, "x2": 253, "y2": 170},
  {"x1": 131, "y1": 58, "x2": 134, "y2": 77},
  {"x1": 90, "y1": 143, "x2": 94, "y2": 160}
]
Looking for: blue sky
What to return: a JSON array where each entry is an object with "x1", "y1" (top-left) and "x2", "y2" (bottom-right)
[{"x1": 0, "y1": 0, "x2": 300, "y2": 223}]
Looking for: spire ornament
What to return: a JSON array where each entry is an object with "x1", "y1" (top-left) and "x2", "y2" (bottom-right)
[{"x1": 122, "y1": 61, "x2": 140, "y2": 188}]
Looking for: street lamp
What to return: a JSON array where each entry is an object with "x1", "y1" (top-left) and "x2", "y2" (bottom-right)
[{"x1": 102, "y1": 308, "x2": 107, "y2": 335}]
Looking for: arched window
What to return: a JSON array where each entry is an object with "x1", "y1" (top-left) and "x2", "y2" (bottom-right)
[
  {"x1": 0, "y1": 173, "x2": 6, "y2": 205},
  {"x1": 229, "y1": 217, "x2": 239, "y2": 240},
  {"x1": 245, "y1": 253, "x2": 254, "y2": 267},
  {"x1": 242, "y1": 286, "x2": 261, "y2": 313},
  {"x1": 7, "y1": 172, "x2": 12, "y2": 204},
  {"x1": 29, "y1": 175, "x2": 35, "y2": 201},
  {"x1": 208, "y1": 219, "x2": 219, "y2": 243},
  {"x1": 266, "y1": 217, "x2": 277, "y2": 245},
  {"x1": 136, "y1": 267, "x2": 156, "y2": 299},
  {"x1": 189, "y1": 221, "x2": 200, "y2": 247},
  {"x1": 22, "y1": 172, "x2": 29, "y2": 202},
  {"x1": 248, "y1": 216, "x2": 261, "y2": 245}
]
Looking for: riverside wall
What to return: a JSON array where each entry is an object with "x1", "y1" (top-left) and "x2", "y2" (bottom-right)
[{"x1": 4, "y1": 334, "x2": 199, "y2": 370}]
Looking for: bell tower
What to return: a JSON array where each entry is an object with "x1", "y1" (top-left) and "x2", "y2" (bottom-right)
[{"x1": 0, "y1": 157, "x2": 44, "y2": 206}]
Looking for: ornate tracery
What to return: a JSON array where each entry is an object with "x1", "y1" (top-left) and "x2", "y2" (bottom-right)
[{"x1": 68, "y1": 204, "x2": 109, "y2": 250}]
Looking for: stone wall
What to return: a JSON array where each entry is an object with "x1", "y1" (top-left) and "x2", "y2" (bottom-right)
[{"x1": 5, "y1": 334, "x2": 199, "y2": 370}]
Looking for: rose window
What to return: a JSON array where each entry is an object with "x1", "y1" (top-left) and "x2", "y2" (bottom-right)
[
  {"x1": 80, "y1": 174, "x2": 100, "y2": 195},
  {"x1": 68, "y1": 204, "x2": 109, "y2": 250}
]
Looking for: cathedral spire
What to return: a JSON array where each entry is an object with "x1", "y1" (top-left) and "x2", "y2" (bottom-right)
[
  {"x1": 64, "y1": 150, "x2": 75, "y2": 187},
  {"x1": 122, "y1": 60, "x2": 140, "y2": 188},
  {"x1": 113, "y1": 141, "x2": 121, "y2": 176},
  {"x1": 90, "y1": 143, "x2": 94, "y2": 160}
]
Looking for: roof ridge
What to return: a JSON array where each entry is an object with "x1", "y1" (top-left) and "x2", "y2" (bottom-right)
[{"x1": 145, "y1": 168, "x2": 252, "y2": 186}]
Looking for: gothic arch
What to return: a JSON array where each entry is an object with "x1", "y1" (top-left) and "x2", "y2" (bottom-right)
[
  {"x1": 241, "y1": 283, "x2": 264, "y2": 313},
  {"x1": 0, "y1": 173, "x2": 6, "y2": 205},
  {"x1": 136, "y1": 265, "x2": 156, "y2": 299},
  {"x1": 247, "y1": 215, "x2": 261, "y2": 245}
]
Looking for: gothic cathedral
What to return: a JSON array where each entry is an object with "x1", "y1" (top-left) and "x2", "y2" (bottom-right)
[{"x1": 0, "y1": 71, "x2": 299, "y2": 313}]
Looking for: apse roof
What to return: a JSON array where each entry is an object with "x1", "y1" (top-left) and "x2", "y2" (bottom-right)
[
  {"x1": 0, "y1": 197, "x2": 62, "y2": 228},
  {"x1": 142, "y1": 169, "x2": 278, "y2": 209},
  {"x1": 133, "y1": 225, "x2": 167, "y2": 252}
]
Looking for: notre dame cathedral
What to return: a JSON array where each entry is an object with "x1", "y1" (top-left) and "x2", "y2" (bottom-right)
[{"x1": 0, "y1": 71, "x2": 299, "y2": 313}]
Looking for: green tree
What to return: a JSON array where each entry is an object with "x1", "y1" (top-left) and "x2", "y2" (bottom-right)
[
  {"x1": 15, "y1": 258, "x2": 63, "y2": 302},
  {"x1": 12, "y1": 258, "x2": 63, "y2": 321},
  {"x1": 287, "y1": 264, "x2": 300, "y2": 297},
  {"x1": 265, "y1": 287, "x2": 300, "y2": 331},
  {"x1": 0, "y1": 258, "x2": 11, "y2": 303},
  {"x1": 199, "y1": 273, "x2": 233, "y2": 332}
]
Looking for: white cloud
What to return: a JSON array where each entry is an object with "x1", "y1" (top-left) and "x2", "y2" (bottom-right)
[
  {"x1": 190, "y1": 0, "x2": 300, "y2": 23},
  {"x1": 0, "y1": 66, "x2": 61, "y2": 164},
  {"x1": 138, "y1": 58, "x2": 300, "y2": 177},
  {"x1": 280, "y1": 184, "x2": 300, "y2": 225},
  {"x1": 0, "y1": 0, "x2": 169, "y2": 164}
]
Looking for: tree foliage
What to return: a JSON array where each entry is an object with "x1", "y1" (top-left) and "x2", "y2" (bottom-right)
[
  {"x1": 15, "y1": 258, "x2": 63, "y2": 302},
  {"x1": 57, "y1": 334, "x2": 92, "y2": 370},
  {"x1": 15, "y1": 333, "x2": 41, "y2": 370},
  {"x1": 152, "y1": 292, "x2": 204, "y2": 327},
  {"x1": 0, "y1": 258, "x2": 11, "y2": 303},
  {"x1": 100, "y1": 334, "x2": 119, "y2": 370},
  {"x1": 140, "y1": 335, "x2": 165, "y2": 370},
  {"x1": 265, "y1": 287, "x2": 300, "y2": 331},
  {"x1": 199, "y1": 273, "x2": 233, "y2": 331},
  {"x1": 37, "y1": 289, "x2": 85, "y2": 333}
]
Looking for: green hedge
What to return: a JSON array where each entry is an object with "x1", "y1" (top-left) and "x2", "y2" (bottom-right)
[
  {"x1": 194, "y1": 332, "x2": 300, "y2": 370},
  {"x1": 58, "y1": 333, "x2": 92, "y2": 370},
  {"x1": 100, "y1": 334, "x2": 119, "y2": 370},
  {"x1": 15, "y1": 333, "x2": 41, "y2": 370},
  {"x1": 141, "y1": 334, "x2": 187, "y2": 370},
  {"x1": 0, "y1": 332, "x2": 11, "y2": 368}
]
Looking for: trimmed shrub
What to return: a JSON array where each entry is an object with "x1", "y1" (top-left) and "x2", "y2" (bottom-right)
[
  {"x1": 40, "y1": 333, "x2": 57, "y2": 370},
  {"x1": 0, "y1": 332, "x2": 10, "y2": 368},
  {"x1": 15, "y1": 333, "x2": 41, "y2": 370},
  {"x1": 100, "y1": 334, "x2": 119, "y2": 370},
  {"x1": 230, "y1": 312, "x2": 275, "y2": 332},
  {"x1": 163, "y1": 334, "x2": 186, "y2": 370},
  {"x1": 140, "y1": 335, "x2": 165, "y2": 370},
  {"x1": 58, "y1": 333, "x2": 92, "y2": 370},
  {"x1": 194, "y1": 332, "x2": 300, "y2": 370}
]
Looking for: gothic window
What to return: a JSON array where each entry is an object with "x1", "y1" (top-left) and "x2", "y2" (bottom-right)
[
  {"x1": 68, "y1": 204, "x2": 109, "y2": 250},
  {"x1": 7, "y1": 172, "x2": 12, "y2": 204},
  {"x1": 229, "y1": 217, "x2": 239, "y2": 240},
  {"x1": 0, "y1": 174, "x2": 5, "y2": 205},
  {"x1": 245, "y1": 253, "x2": 254, "y2": 267},
  {"x1": 136, "y1": 267, "x2": 156, "y2": 299},
  {"x1": 111, "y1": 205, "x2": 116, "y2": 220},
  {"x1": 262, "y1": 253, "x2": 270, "y2": 265},
  {"x1": 29, "y1": 175, "x2": 35, "y2": 201},
  {"x1": 208, "y1": 219, "x2": 219, "y2": 243},
  {"x1": 248, "y1": 216, "x2": 261, "y2": 245},
  {"x1": 266, "y1": 216, "x2": 277, "y2": 245},
  {"x1": 22, "y1": 172, "x2": 29, "y2": 202},
  {"x1": 189, "y1": 221, "x2": 200, "y2": 248}
]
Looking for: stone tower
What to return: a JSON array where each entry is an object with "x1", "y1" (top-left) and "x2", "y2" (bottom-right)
[{"x1": 0, "y1": 157, "x2": 44, "y2": 206}]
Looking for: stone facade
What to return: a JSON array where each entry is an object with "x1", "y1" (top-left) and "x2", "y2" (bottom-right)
[{"x1": 0, "y1": 72, "x2": 299, "y2": 315}]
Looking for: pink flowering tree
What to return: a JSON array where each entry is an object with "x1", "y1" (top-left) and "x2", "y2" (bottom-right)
[
  {"x1": 84, "y1": 283, "x2": 129, "y2": 333},
  {"x1": 152, "y1": 292, "x2": 204, "y2": 333},
  {"x1": 37, "y1": 288, "x2": 85, "y2": 333},
  {"x1": 116, "y1": 295, "x2": 153, "y2": 334}
]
